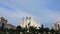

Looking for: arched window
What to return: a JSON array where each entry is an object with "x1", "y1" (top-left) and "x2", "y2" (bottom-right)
[
  {"x1": 2, "y1": 23, "x2": 5, "y2": 29},
  {"x1": 58, "y1": 24, "x2": 60, "y2": 30}
]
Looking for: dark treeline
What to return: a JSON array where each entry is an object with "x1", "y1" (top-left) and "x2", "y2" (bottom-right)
[{"x1": 0, "y1": 24, "x2": 60, "y2": 34}]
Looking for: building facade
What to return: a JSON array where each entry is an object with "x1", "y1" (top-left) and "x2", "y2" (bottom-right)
[
  {"x1": 0, "y1": 16, "x2": 16, "y2": 29},
  {"x1": 0, "y1": 16, "x2": 7, "y2": 28},
  {"x1": 54, "y1": 22, "x2": 60, "y2": 30}
]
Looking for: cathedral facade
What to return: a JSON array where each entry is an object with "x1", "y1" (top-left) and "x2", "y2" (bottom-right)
[{"x1": 20, "y1": 16, "x2": 40, "y2": 29}]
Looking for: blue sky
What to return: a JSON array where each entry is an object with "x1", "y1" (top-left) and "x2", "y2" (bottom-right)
[{"x1": 0, "y1": 0, "x2": 60, "y2": 28}]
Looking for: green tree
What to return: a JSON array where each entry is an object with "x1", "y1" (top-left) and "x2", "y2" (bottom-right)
[
  {"x1": 39, "y1": 24, "x2": 44, "y2": 34},
  {"x1": 55, "y1": 30, "x2": 58, "y2": 34},
  {"x1": 45, "y1": 28, "x2": 50, "y2": 34},
  {"x1": 22, "y1": 27, "x2": 27, "y2": 34},
  {"x1": 29, "y1": 26, "x2": 37, "y2": 34},
  {"x1": 50, "y1": 28, "x2": 55, "y2": 34},
  {"x1": 8, "y1": 28, "x2": 15, "y2": 34},
  {"x1": 16, "y1": 25, "x2": 22, "y2": 34},
  {"x1": 35, "y1": 29, "x2": 39, "y2": 34}
]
